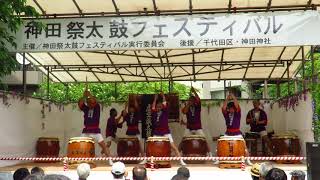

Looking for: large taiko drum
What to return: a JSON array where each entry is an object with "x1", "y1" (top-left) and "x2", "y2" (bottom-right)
[
  {"x1": 147, "y1": 137, "x2": 171, "y2": 167},
  {"x1": 36, "y1": 137, "x2": 60, "y2": 163},
  {"x1": 271, "y1": 134, "x2": 301, "y2": 163},
  {"x1": 180, "y1": 135, "x2": 208, "y2": 163},
  {"x1": 67, "y1": 137, "x2": 95, "y2": 167},
  {"x1": 217, "y1": 137, "x2": 246, "y2": 157},
  {"x1": 117, "y1": 137, "x2": 140, "y2": 163}
]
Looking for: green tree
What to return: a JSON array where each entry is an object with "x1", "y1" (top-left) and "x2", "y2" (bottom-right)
[
  {"x1": 33, "y1": 81, "x2": 191, "y2": 104},
  {"x1": 0, "y1": 0, "x2": 38, "y2": 79}
]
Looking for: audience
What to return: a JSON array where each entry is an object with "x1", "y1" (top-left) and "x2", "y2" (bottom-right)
[
  {"x1": 111, "y1": 161, "x2": 127, "y2": 180},
  {"x1": 77, "y1": 163, "x2": 91, "y2": 180},
  {"x1": 265, "y1": 168, "x2": 287, "y2": 180},
  {"x1": 260, "y1": 162, "x2": 274, "y2": 180},
  {"x1": 171, "y1": 167, "x2": 190, "y2": 180},
  {"x1": 250, "y1": 163, "x2": 260, "y2": 180},
  {"x1": 31, "y1": 167, "x2": 45, "y2": 176},
  {"x1": 132, "y1": 166, "x2": 148, "y2": 180},
  {"x1": 290, "y1": 170, "x2": 306, "y2": 180},
  {"x1": 24, "y1": 174, "x2": 44, "y2": 180},
  {"x1": 43, "y1": 174, "x2": 71, "y2": 180},
  {"x1": 13, "y1": 168, "x2": 30, "y2": 180},
  {"x1": 10, "y1": 162, "x2": 304, "y2": 180}
]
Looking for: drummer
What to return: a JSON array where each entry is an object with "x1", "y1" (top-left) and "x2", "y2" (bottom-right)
[
  {"x1": 222, "y1": 93, "x2": 242, "y2": 137},
  {"x1": 152, "y1": 92, "x2": 186, "y2": 166},
  {"x1": 246, "y1": 100, "x2": 272, "y2": 155},
  {"x1": 105, "y1": 108, "x2": 123, "y2": 165},
  {"x1": 221, "y1": 92, "x2": 252, "y2": 165},
  {"x1": 119, "y1": 95, "x2": 146, "y2": 164},
  {"x1": 78, "y1": 90, "x2": 110, "y2": 157},
  {"x1": 181, "y1": 87, "x2": 204, "y2": 136},
  {"x1": 181, "y1": 87, "x2": 212, "y2": 156}
]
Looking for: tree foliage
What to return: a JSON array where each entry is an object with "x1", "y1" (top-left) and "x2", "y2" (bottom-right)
[
  {"x1": 0, "y1": 0, "x2": 38, "y2": 79},
  {"x1": 33, "y1": 81, "x2": 191, "y2": 104}
]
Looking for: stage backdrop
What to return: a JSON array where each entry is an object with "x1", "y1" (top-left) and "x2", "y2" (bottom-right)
[{"x1": 0, "y1": 94, "x2": 314, "y2": 167}]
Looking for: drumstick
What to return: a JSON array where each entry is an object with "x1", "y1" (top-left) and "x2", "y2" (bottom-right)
[{"x1": 85, "y1": 76, "x2": 88, "y2": 91}]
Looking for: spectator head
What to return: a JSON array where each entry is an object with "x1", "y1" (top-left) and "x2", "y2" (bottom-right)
[
  {"x1": 171, "y1": 174, "x2": 188, "y2": 180},
  {"x1": 31, "y1": 167, "x2": 44, "y2": 176},
  {"x1": 132, "y1": 166, "x2": 147, "y2": 180},
  {"x1": 260, "y1": 162, "x2": 274, "y2": 179},
  {"x1": 24, "y1": 174, "x2": 44, "y2": 180},
  {"x1": 265, "y1": 168, "x2": 287, "y2": 180},
  {"x1": 111, "y1": 161, "x2": 126, "y2": 179},
  {"x1": 290, "y1": 170, "x2": 306, "y2": 180},
  {"x1": 13, "y1": 168, "x2": 30, "y2": 180},
  {"x1": 177, "y1": 166, "x2": 190, "y2": 179},
  {"x1": 43, "y1": 174, "x2": 71, "y2": 180},
  {"x1": 251, "y1": 163, "x2": 260, "y2": 180},
  {"x1": 77, "y1": 163, "x2": 91, "y2": 180}
]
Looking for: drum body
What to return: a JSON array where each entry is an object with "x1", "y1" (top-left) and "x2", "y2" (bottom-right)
[
  {"x1": 36, "y1": 137, "x2": 60, "y2": 162},
  {"x1": 67, "y1": 137, "x2": 95, "y2": 167},
  {"x1": 217, "y1": 137, "x2": 246, "y2": 157},
  {"x1": 117, "y1": 137, "x2": 140, "y2": 163},
  {"x1": 146, "y1": 137, "x2": 171, "y2": 167},
  {"x1": 180, "y1": 135, "x2": 208, "y2": 163},
  {"x1": 272, "y1": 135, "x2": 301, "y2": 163}
]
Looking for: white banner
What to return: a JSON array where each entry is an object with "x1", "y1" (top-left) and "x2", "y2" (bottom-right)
[{"x1": 10, "y1": 10, "x2": 320, "y2": 52}]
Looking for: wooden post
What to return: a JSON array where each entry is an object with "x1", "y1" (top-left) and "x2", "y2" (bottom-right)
[
  {"x1": 276, "y1": 81, "x2": 281, "y2": 98},
  {"x1": 264, "y1": 80, "x2": 268, "y2": 99},
  {"x1": 22, "y1": 53, "x2": 27, "y2": 95},
  {"x1": 46, "y1": 67, "x2": 50, "y2": 99},
  {"x1": 311, "y1": 46, "x2": 315, "y2": 88}
]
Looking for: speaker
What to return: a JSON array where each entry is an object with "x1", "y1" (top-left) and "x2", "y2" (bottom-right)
[{"x1": 306, "y1": 142, "x2": 320, "y2": 180}]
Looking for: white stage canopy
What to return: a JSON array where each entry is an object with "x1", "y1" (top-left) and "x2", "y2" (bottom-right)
[{"x1": 11, "y1": 0, "x2": 319, "y2": 83}]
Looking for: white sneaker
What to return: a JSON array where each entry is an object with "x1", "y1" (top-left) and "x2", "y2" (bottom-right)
[
  {"x1": 139, "y1": 159, "x2": 147, "y2": 165},
  {"x1": 108, "y1": 159, "x2": 113, "y2": 166},
  {"x1": 245, "y1": 158, "x2": 253, "y2": 166},
  {"x1": 213, "y1": 160, "x2": 219, "y2": 165},
  {"x1": 180, "y1": 159, "x2": 187, "y2": 166}
]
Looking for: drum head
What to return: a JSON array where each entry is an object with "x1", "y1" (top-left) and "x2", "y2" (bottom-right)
[
  {"x1": 183, "y1": 135, "x2": 206, "y2": 140},
  {"x1": 218, "y1": 137, "x2": 245, "y2": 141},
  {"x1": 69, "y1": 137, "x2": 94, "y2": 143},
  {"x1": 38, "y1": 137, "x2": 59, "y2": 141},
  {"x1": 272, "y1": 132, "x2": 298, "y2": 139},
  {"x1": 147, "y1": 137, "x2": 169, "y2": 142}
]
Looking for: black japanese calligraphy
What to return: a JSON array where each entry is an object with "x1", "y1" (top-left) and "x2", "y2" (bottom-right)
[
  {"x1": 153, "y1": 24, "x2": 168, "y2": 38},
  {"x1": 67, "y1": 22, "x2": 84, "y2": 39},
  {"x1": 24, "y1": 21, "x2": 42, "y2": 39},
  {"x1": 223, "y1": 20, "x2": 236, "y2": 36},
  {"x1": 46, "y1": 23, "x2": 61, "y2": 38},
  {"x1": 86, "y1": 21, "x2": 103, "y2": 38},
  {"x1": 197, "y1": 17, "x2": 218, "y2": 36},
  {"x1": 109, "y1": 19, "x2": 128, "y2": 38},
  {"x1": 173, "y1": 18, "x2": 191, "y2": 37},
  {"x1": 132, "y1": 22, "x2": 147, "y2": 37},
  {"x1": 243, "y1": 18, "x2": 262, "y2": 34}
]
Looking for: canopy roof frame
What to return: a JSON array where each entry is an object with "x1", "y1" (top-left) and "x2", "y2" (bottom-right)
[
  {"x1": 26, "y1": 0, "x2": 319, "y2": 19},
  {"x1": 20, "y1": 0, "x2": 318, "y2": 83}
]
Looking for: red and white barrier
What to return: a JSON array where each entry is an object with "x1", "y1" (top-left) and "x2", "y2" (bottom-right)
[
  {"x1": 0, "y1": 156, "x2": 306, "y2": 161},
  {"x1": 0, "y1": 156, "x2": 306, "y2": 171}
]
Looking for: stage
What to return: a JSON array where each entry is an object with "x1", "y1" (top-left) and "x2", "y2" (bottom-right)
[{"x1": 0, "y1": 161, "x2": 307, "y2": 180}]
